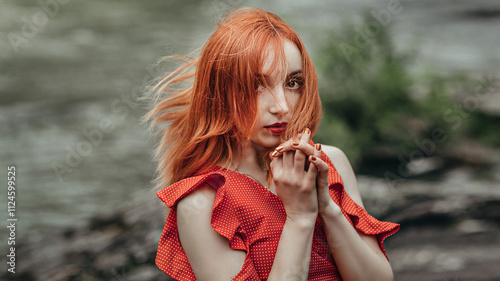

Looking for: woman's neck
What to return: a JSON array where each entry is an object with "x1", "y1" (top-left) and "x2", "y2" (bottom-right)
[
  {"x1": 217, "y1": 141, "x2": 267, "y2": 181},
  {"x1": 234, "y1": 141, "x2": 267, "y2": 172}
]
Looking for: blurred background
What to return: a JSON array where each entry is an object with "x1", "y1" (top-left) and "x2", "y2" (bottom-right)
[{"x1": 1, "y1": 0, "x2": 499, "y2": 280}]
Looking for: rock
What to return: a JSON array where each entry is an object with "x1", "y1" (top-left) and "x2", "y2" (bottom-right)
[
  {"x1": 0, "y1": 189, "x2": 174, "y2": 281},
  {"x1": 407, "y1": 157, "x2": 445, "y2": 176},
  {"x1": 455, "y1": 219, "x2": 495, "y2": 234},
  {"x1": 372, "y1": 168, "x2": 500, "y2": 281}
]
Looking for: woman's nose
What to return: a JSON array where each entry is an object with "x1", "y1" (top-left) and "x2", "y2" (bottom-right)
[{"x1": 269, "y1": 86, "x2": 290, "y2": 115}]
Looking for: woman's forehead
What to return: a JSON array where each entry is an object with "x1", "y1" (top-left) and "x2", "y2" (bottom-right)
[{"x1": 260, "y1": 40, "x2": 303, "y2": 78}]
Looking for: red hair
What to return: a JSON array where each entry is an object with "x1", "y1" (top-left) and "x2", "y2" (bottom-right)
[{"x1": 143, "y1": 7, "x2": 322, "y2": 188}]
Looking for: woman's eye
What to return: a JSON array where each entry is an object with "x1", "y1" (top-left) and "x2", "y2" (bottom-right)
[{"x1": 286, "y1": 79, "x2": 303, "y2": 90}]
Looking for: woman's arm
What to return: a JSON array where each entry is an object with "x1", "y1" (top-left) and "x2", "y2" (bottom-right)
[
  {"x1": 266, "y1": 212, "x2": 316, "y2": 280},
  {"x1": 316, "y1": 145, "x2": 394, "y2": 281},
  {"x1": 177, "y1": 184, "x2": 246, "y2": 280},
  {"x1": 273, "y1": 141, "x2": 394, "y2": 281},
  {"x1": 177, "y1": 183, "x2": 317, "y2": 281},
  {"x1": 267, "y1": 130, "x2": 319, "y2": 280}
]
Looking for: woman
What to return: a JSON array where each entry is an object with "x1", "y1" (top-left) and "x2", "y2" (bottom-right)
[{"x1": 144, "y1": 7, "x2": 399, "y2": 281}]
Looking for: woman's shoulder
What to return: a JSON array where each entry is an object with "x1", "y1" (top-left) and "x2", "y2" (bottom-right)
[
  {"x1": 321, "y1": 144, "x2": 346, "y2": 162},
  {"x1": 176, "y1": 181, "x2": 215, "y2": 219},
  {"x1": 156, "y1": 167, "x2": 227, "y2": 208},
  {"x1": 175, "y1": 171, "x2": 225, "y2": 208},
  {"x1": 321, "y1": 144, "x2": 353, "y2": 177},
  {"x1": 159, "y1": 165, "x2": 266, "y2": 209}
]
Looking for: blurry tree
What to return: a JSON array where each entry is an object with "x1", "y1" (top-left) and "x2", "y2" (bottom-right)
[{"x1": 313, "y1": 13, "x2": 500, "y2": 172}]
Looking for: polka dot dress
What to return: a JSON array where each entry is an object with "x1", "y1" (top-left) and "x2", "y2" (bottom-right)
[{"x1": 155, "y1": 151, "x2": 400, "y2": 280}]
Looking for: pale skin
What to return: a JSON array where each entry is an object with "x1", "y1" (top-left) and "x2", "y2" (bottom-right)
[{"x1": 176, "y1": 40, "x2": 394, "y2": 280}]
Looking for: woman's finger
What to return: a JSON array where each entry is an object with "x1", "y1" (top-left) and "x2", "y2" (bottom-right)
[
  {"x1": 292, "y1": 128, "x2": 312, "y2": 173},
  {"x1": 309, "y1": 151, "x2": 332, "y2": 213},
  {"x1": 273, "y1": 130, "x2": 314, "y2": 158},
  {"x1": 282, "y1": 149, "x2": 294, "y2": 171},
  {"x1": 309, "y1": 144, "x2": 329, "y2": 173},
  {"x1": 299, "y1": 128, "x2": 311, "y2": 145},
  {"x1": 305, "y1": 158, "x2": 319, "y2": 184},
  {"x1": 273, "y1": 133, "x2": 301, "y2": 154},
  {"x1": 270, "y1": 151, "x2": 283, "y2": 176},
  {"x1": 313, "y1": 143, "x2": 322, "y2": 158},
  {"x1": 309, "y1": 145, "x2": 330, "y2": 189}
]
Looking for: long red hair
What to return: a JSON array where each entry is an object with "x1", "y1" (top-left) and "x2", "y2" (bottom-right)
[{"x1": 143, "y1": 7, "x2": 322, "y2": 188}]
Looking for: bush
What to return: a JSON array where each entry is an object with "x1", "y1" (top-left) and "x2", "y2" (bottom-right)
[{"x1": 313, "y1": 13, "x2": 499, "y2": 171}]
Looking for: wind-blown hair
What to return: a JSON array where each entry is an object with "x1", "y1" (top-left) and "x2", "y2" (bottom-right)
[{"x1": 143, "y1": 7, "x2": 322, "y2": 188}]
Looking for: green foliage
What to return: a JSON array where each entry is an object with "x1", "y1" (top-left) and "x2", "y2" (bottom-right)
[
  {"x1": 313, "y1": 13, "x2": 498, "y2": 169},
  {"x1": 466, "y1": 113, "x2": 500, "y2": 147}
]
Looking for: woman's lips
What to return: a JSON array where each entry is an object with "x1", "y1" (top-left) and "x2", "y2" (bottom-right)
[{"x1": 265, "y1": 122, "x2": 287, "y2": 134}]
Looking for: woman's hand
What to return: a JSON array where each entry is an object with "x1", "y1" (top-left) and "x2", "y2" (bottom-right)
[
  {"x1": 271, "y1": 129, "x2": 341, "y2": 217},
  {"x1": 269, "y1": 129, "x2": 319, "y2": 224},
  {"x1": 308, "y1": 143, "x2": 341, "y2": 217}
]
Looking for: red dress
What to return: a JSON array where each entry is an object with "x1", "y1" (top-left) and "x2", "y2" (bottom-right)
[{"x1": 155, "y1": 151, "x2": 400, "y2": 280}]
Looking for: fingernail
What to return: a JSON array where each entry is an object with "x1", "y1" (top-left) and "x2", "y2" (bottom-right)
[
  {"x1": 315, "y1": 143, "x2": 321, "y2": 151},
  {"x1": 271, "y1": 151, "x2": 278, "y2": 157},
  {"x1": 310, "y1": 155, "x2": 317, "y2": 161},
  {"x1": 276, "y1": 145, "x2": 284, "y2": 151},
  {"x1": 303, "y1": 128, "x2": 311, "y2": 134},
  {"x1": 292, "y1": 141, "x2": 300, "y2": 146}
]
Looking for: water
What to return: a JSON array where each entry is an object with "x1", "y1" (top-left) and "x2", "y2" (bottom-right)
[{"x1": 1, "y1": 0, "x2": 499, "y2": 242}]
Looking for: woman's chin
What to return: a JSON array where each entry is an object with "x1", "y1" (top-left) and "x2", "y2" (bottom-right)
[{"x1": 251, "y1": 139, "x2": 281, "y2": 151}]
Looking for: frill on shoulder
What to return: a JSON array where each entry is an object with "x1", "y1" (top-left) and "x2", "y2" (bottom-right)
[
  {"x1": 155, "y1": 167, "x2": 260, "y2": 280},
  {"x1": 321, "y1": 152, "x2": 400, "y2": 260}
]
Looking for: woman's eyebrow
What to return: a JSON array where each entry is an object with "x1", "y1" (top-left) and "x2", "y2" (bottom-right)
[
  {"x1": 255, "y1": 70, "x2": 303, "y2": 83},
  {"x1": 287, "y1": 70, "x2": 303, "y2": 77}
]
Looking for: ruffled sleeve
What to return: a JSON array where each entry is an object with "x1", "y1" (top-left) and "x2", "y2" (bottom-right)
[
  {"x1": 322, "y1": 152, "x2": 400, "y2": 260},
  {"x1": 155, "y1": 168, "x2": 260, "y2": 280}
]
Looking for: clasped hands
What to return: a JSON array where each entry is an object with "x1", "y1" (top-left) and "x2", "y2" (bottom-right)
[{"x1": 269, "y1": 128, "x2": 340, "y2": 223}]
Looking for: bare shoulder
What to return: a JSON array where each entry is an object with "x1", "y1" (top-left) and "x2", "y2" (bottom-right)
[
  {"x1": 177, "y1": 182, "x2": 216, "y2": 215},
  {"x1": 322, "y1": 145, "x2": 365, "y2": 208},
  {"x1": 321, "y1": 145, "x2": 347, "y2": 163},
  {"x1": 176, "y1": 182, "x2": 245, "y2": 281},
  {"x1": 176, "y1": 182, "x2": 216, "y2": 245}
]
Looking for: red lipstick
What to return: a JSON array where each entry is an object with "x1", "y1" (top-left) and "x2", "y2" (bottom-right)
[{"x1": 264, "y1": 122, "x2": 287, "y2": 135}]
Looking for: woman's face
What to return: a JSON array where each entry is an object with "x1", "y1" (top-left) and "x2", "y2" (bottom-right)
[{"x1": 250, "y1": 40, "x2": 303, "y2": 149}]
